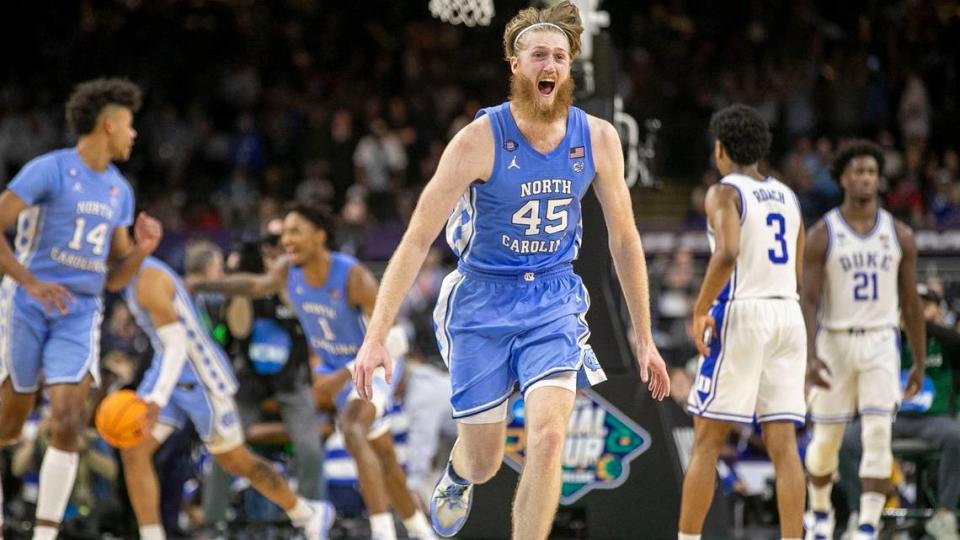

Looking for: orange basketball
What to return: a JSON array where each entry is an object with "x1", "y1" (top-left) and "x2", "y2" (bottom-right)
[{"x1": 95, "y1": 390, "x2": 149, "y2": 449}]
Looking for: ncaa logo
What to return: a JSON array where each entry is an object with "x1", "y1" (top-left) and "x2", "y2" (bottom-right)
[
  {"x1": 503, "y1": 139, "x2": 518, "y2": 152},
  {"x1": 573, "y1": 160, "x2": 584, "y2": 173},
  {"x1": 504, "y1": 390, "x2": 652, "y2": 504}
]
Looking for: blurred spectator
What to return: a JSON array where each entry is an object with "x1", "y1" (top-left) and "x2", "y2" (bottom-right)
[
  {"x1": 353, "y1": 117, "x2": 407, "y2": 193},
  {"x1": 683, "y1": 186, "x2": 707, "y2": 230},
  {"x1": 312, "y1": 107, "x2": 358, "y2": 209},
  {"x1": 359, "y1": 191, "x2": 405, "y2": 261},
  {"x1": 398, "y1": 247, "x2": 448, "y2": 364},
  {"x1": 886, "y1": 177, "x2": 924, "y2": 227},
  {"x1": 898, "y1": 73, "x2": 931, "y2": 144},
  {"x1": 653, "y1": 249, "x2": 699, "y2": 367}
]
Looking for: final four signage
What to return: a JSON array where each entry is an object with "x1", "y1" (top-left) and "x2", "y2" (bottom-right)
[{"x1": 503, "y1": 389, "x2": 652, "y2": 504}]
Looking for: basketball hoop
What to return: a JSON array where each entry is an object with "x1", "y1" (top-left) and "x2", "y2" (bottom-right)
[{"x1": 429, "y1": 0, "x2": 494, "y2": 27}]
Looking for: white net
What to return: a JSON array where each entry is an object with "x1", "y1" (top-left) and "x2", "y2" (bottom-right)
[{"x1": 428, "y1": 0, "x2": 494, "y2": 27}]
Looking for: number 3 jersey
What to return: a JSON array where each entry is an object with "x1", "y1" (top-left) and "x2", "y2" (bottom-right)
[
  {"x1": 820, "y1": 208, "x2": 901, "y2": 330},
  {"x1": 446, "y1": 103, "x2": 595, "y2": 273},
  {"x1": 710, "y1": 174, "x2": 802, "y2": 302},
  {"x1": 6, "y1": 148, "x2": 134, "y2": 296}
]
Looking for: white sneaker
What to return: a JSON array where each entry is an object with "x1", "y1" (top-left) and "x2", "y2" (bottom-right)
[
  {"x1": 839, "y1": 511, "x2": 859, "y2": 540},
  {"x1": 430, "y1": 468, "x2": 474, "y2": 538},
  {"x1": 805, "y1": 510, "x2": 835, "y2": 540},
  {"x1": 409, "y1": 528, "x2": 440, "y2": 540},
  {"x1": 303, "y1": 500, "x2": 335, "y2": 540},
  {"x1": 926, "y1": 512, "x2": 960, "y2": 540},
  {"x1": 853, "y1": 524, "x2": 878, "y2": 540}
]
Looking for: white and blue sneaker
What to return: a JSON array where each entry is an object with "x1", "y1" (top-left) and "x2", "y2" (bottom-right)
[
  {"x1": 304, "y1": 500, "x2": 336, "y2": 540},
  {"x1": 805, "y1": 510, "x2": 834, "y2": 540},
  {"x1": 430, "y1": 466, "x2": 474, "y2": 537},
  {"x1": 853, "y1": 523, "x2": 878, "y2": 540}
]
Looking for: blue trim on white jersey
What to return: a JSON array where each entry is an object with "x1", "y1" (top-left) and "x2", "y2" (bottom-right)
[
  {"x1": 721, "y1": 181, "x2": 746, "y2": 224},
  {"x1": 823, "y1": 214, "x2": 834, "y2": 260},
  {"x1": 836, "y1": 208, "x2": 882, "y2": 239}
]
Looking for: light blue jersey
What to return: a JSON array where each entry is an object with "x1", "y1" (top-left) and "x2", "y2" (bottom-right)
[
  {"x1": 124, "y1": 257, "x2": 238, "y2": 397},
  {"x1": 435, "y1": 104, "x2": 606, "y2": 419},
  {"x1": 446, "y1": 103, "x2": 595, "y2": 273},
  {"x1": 7, "y1": 148, "x2": 134, "y2": 296},
  {"x1": 287, "y1": 252, "x2": 366, "y2": 373},
  {"x1": 0, "y1": 148, "x2": 134, "y2": 392}
]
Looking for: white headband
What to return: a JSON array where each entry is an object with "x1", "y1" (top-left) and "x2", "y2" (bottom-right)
[{"x1": 512, "y1": 22, "x2": 567, "y2": 52}]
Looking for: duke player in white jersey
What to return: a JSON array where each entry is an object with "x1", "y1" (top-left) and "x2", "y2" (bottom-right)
[
  {"x1": 679, "y1": 105, "x2": 807, "y2": 540},
  {"x1": 0, "y1": 78, "x2": 162, "y2": 540},
  {"x1": 353, "y1": 3, "x2": 669, "y2": 539},
  {"x1": 119, "y1": 246, "x2": 333, "y2": 540},
  {"x1": 802, "y1": 140, "x2": 925, "y2": 540}
]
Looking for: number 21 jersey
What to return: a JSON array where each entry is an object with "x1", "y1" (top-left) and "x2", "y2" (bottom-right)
[
  {"x1": 445, "y1": 103, "x2": 595, "y2": 273},
  {"x1": 710, "y1": 174, "x2": 802, "y2": 302},
  {"x1": 820, "y1": 208, "x2": 901, "y2": 330}
]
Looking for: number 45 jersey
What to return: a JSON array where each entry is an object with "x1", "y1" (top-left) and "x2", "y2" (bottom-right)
[
  {"x1": 446, "y1": 102, "x2": 594, "y2": 273},
  {"x1": 709, "y1": 174, "x2": 802, "y2": 302}
]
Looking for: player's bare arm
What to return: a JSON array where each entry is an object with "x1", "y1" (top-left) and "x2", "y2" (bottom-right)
[
  {"x1": 0, "y1": 189, "x2": 74, "y2": 313},
  {"x1": 314, "y1": 263, "x2": 380, "y2": 390},
  {"x1": 589, "y1": 115, "x2": 669, "y2": 400},
  {"x1": 133, "y1": 266, "x2": 182, "y2": 430},
  {"x1": 895, "y1": 220, "x2": 926, "y2": 399},
  {"x1": 691, "y1": 183, "x2": 741, "y2": 357},
  {"x1": 801, "y1": 220, "x2": 830, "y2": 389},
  {"x1": 348, "y1": 263, "x2": 380, "y2": 319},
  {"x1": 105, "y1": 211, "x2": 163, "y2": 292},
  {"x1": 190, "y1": 255, "x2": 288, "y2": 299},
  {"x1": 353, "y1": 115, "x2": 492, "y2": 399}
]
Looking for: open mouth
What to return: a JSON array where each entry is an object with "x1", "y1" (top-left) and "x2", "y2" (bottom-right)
[{"x1": 537, "y1": 79, "x2": 556, "y2": 96}]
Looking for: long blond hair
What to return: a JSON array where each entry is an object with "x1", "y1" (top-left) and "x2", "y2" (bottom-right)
[{"x1": 502, "y1": 1, "x2": 583, "y2": 60}]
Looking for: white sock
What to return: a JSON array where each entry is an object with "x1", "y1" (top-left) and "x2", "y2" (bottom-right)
[
  {"x1": 859, "y1": 491, "x2": 886, "y2": 528},
  {"x1": 32, "y1": 526, "x2": 58, "y2": 540},
  {"x1": 139, "y1": 524, "x2": 165, "y2": 540},
  {"x1": 286, "y1": 498, "x2": 313, "y2": 525},
  {"x1": 370, "y1": 512, "x2": 397, "y2": 540},
  {"x1": 35, "y1": 447, "x2": 78, "y2": 524},
  {"x1": 678, "y1": 534, "x2": 701, "y2": 540},
  {"x1": 402, "y1": 510, "x2": 432, "y2": 537},
  {"x1": 808, "y1": 481, "x2": 833, "y2": 513}
]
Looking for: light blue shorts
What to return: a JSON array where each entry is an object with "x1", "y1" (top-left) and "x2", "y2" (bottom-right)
[
  {"x1": 0, "y1": 278, "x2": 103, "y2": 393},
  {"x1": 142, "y1": 381, "x2": 244, "y2": 453},
  {"x1": 433, "y1": 264, "x2": 606, "y2": 419}
]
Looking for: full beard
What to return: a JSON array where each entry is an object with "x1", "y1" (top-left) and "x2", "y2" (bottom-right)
[{"x1": 509, "y1": 72, "x2": 575, "y2": 123}]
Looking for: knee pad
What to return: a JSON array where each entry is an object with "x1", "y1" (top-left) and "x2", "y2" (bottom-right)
[
  {"x1": 805, "y1": 423, "x2": 846, "y2": 477},
  {"x1": 859, "y1": 414, "x2": 892, "y2": 479}
]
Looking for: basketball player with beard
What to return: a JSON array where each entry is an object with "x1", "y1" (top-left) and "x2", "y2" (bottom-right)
[{"x1": 352, "y1": 2, "x2": 669, "y2": 538}]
